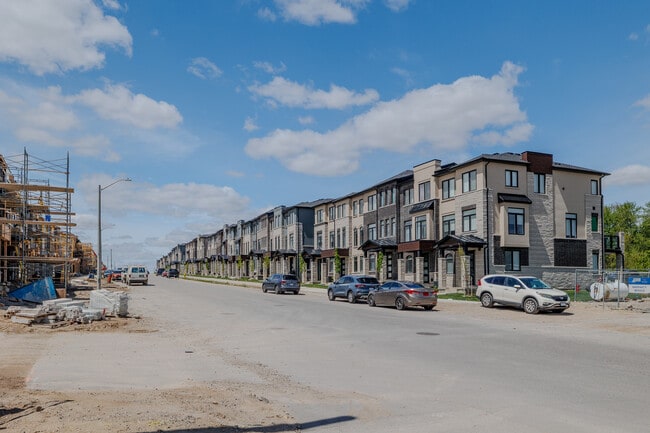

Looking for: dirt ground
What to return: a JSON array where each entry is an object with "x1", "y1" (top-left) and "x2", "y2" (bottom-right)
[
  {"x1": 1, "y1": 283, "x2": 649, "y2": 432},
  {"x1": 0, "y1": 283, "x2": 297, "y2": 433}
]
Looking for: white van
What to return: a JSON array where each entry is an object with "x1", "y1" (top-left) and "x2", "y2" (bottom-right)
[{"x1": 124, "y1": 265, "x2": 148, "y2": 286}]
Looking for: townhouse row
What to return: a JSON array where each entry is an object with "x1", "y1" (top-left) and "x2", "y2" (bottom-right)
[{"x1": 157, "y1": 151, "x2": 608, "y2": 291}]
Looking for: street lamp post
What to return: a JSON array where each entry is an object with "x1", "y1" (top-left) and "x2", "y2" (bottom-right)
[{"x1": 97, "y1": 178, "x2": 131, "y2": 290}]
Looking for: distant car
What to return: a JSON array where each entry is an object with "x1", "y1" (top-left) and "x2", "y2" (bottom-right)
[
  {"x1": 477, "y1": 274, "x2": 570, "y2": 314},
  {"x1": 368, "y1": 281, "x2": 438, "y2": 311},
  {"x1": 156, "y1": 268, "x2": 165, "y2": 276},
  {"x1": 262, "y1": 274, "x2": 300, "y2": 294},
  {"x1": 124, "y1": 265, "x2": 148, "y2": 286},
  {"x1": 167, "y1": 269, "x2": 179, "y2": 278},
  {"x1": 111, "y1": 269, "x2": 122, "y2": 281},
  {"x1": 328, "y1": 275, "x2": 380, "y2": 303}
]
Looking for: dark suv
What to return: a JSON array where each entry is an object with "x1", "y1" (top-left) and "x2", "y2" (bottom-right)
[
  {"x1": 262, "y1": 274, "x2": 300, "y2": 294},
  {"x1": 328, "y1": 275, "x2": 380, "y2": 303},
  {"x1": 166, "y1": 269, "x2": 179, "y2": 278}
]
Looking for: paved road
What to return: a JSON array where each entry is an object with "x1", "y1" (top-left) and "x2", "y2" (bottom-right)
[{"x1": 30, "y1": 276, "x2": 650, "y2": 432}]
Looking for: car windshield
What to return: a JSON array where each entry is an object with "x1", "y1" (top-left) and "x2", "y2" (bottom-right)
[
  {"x1": 519, "y1": 277, "x2": 551, "y2": 289},
  {"x1": 358, "y1": 277, "x2": 379, "y2": 284}
]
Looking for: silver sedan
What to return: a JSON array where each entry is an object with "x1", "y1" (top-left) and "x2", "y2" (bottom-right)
[{"x1": 368, "y1": 281, "x2": 438, "y2": 310}]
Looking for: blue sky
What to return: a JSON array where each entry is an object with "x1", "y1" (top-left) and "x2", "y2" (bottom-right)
[{"x1": 1, "y1": 0, "x2": 650, "y2": 270}]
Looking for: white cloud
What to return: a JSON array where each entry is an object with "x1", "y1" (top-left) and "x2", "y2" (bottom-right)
[
  {"x1": 187, "y1": 57, "x2": 223, "y2": 79},
  {"x1": 249, "y1": 76, "x2": 379, "y2": 109},
  {"x1": 298, "y1": 115, "x2": 314, "y2": 125},
  {"x1": 244, "y1": 116, "x2": 259, "y2": 131},
  {"x1": 253, "y1": 61, "x2": 287, "y2": 75},
  {"x1": 72, "y1": 83, "x2": 183, "y2": 129},
  {"x1": 0, "y1": 0, "x2": 132, "y2": 75},
  {"x1": 258, "y1": 7, "x2": 277, "y2": 21},
  {"x1": 273, "y1": 0, "x2": 366, "y2": 25},
  {"x1": 245, "y1": 61, "x2": 533, "y2": 176},
  {"x1": 605, "y1": 165, "x2": 650, "y2": 187},
  {"x1": 384, "y1": 0, "x2": 411, "y2": 12},
  {"x1": 634, "y1": 94, "x2": 650, "y2": 110}
]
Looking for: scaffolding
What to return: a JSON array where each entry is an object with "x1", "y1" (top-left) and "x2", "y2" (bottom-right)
[{"x1": 0, "y1": 149, "x2": 75, "y2": 289}]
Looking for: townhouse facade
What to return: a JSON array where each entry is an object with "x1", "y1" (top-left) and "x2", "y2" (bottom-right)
[{"x1": 157, "y1": 151, "x2": 608, "y2": 291}]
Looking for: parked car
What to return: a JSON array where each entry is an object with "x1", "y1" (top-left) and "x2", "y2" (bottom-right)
[
  {"x1": 477, "y1": 274, "x2": 570, "y2": 314},
  {"x1": 328, "y1": 275, "x2": 380, "y2": 303},
  {"x1": 124, "y1": 265, "x2": 148, "y2": 286},
  {"x1": 111, "y1": 269, "x2": 122, "y2": 281},
  {"x1": 156, "y1": 268, "x2": 165, "y2": 276},
  {"x1": 167, "y1": 268, "x2": 179, "y2": 278},
  {"x1": 262, "y1": 274, "x2": 300, "y2": 294},
  {"x1": 368, "y1": 281, "x2": 438, "y2": 310}
]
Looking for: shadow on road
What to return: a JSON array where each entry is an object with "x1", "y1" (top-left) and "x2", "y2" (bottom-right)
[{"x1": 136, "y1": 415, "x2": 356, "y2": 433}]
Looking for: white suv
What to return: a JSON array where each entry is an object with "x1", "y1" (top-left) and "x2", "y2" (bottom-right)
[
  {"x1": 124, "y1": 265, "x2": 148, "y2": 286},
  {"x1": 477, "y1": 274, "x2": 570, "y2": 314}
]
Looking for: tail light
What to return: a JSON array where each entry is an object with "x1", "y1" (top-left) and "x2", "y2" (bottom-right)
[
  {"x1": 477, "y1": 280, "x2": 482, "y2": 286},
  {"x1": 355, "y1": 284, "x2": 364, "y2": 288},
  {"x1": 405, "y1": 289, "x2": 420, "y2": 295},
  {"x1": 281, "y1": 280, "x2": 286, "y2": 284}
]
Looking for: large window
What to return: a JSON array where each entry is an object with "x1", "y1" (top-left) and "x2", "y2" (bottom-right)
[
  {"x1": 462, "y1": 208, "x2": 477, "y2": 232},
  {"x1": 403, "y1": 220, "x2": 412, "y2": 242},
  {"x1": 418, "y1": 181, "x2": 431, "y2": 201},
  {"x1": 445, "y1": 253, "x2": 454, "y2": 274},
  {"x1": 442, "y1": 214, "x2": 455, "y2": 236},
  {"x1": 316, "y1": 209, "x2": 324, "y2": 223},
  {"x1": 591, "y1": 180, "x2": 599, "y2": 195},
  {"x1": 415, "y1": 215, "x2": 427, "y2": 240},
  {"x1": 462, "y1": 170, "x2": 477, "y2": 192},
  {"x1": 505, "y1": 250, "x2": 521, "y2": 271},
  {"x1": 534, "y1": 173, "x2": 546, "y2": 194},
  {"x1": 442, "y1": 178, "x2": 455, "y2": 199},
  {"x1": 505, "y1": 170, "x2": 518, "y2": 187},
  {"x1": 367, "y1": 195, "x2": 376, "y2": 211},
  {"x1": 403, "y1": 187, "x2": 414, "y2": 205},
  {"x1": 368, "y1": 223, "x2": 377, "y2": 240},
  {"x1": 566, "y1": 213, "x2": 577, "y2": 238},
  {"x1": 508, "y1": 208, "x2": 525, "y2": 235}
]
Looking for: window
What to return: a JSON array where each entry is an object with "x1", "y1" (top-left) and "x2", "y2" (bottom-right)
[
  {"x1": 445, "y1": 253, "x2": 454, "y2": 274},
  {"x1": 379, "y1": 191, "x2": 386, "y2": 207},
  {"x1": 442, "y1": 214, "x2": 455, "y2": 236},
  {"x1": 505, "y1": 250, "x2": 521, "y2": 271},
  {"x1": 442, "y1": 178, "x2": 455, "y2": 199},
  {"x1": 360, "y1": 256, "x2": 364, "y2": 271},
  {"x1": 360, "y1": 227, "x2": 364, "y2": 244},
  {"x1": 505, "y1": 170, "x2": 518, "y2": 187},
  {"x1": 379, "y1": 220, "x2": 386, "y2": 238},
  {"x1": 353, "y1": 201, "x2": 358, "y2": 216},
  {"x1": 403, "y1": 220, "x2": 412, "y2": 242},
  {"x1": 406, "y1": 255, "x2": 414, "y2": 273},
  {"x1": 369, "y1": 253, "x2": 376, "y2": 272},
  {"x1": 591, "y1": 213, "x2": 599, "y2": 232},
  {"x1": 329, "y1": 206, "x2": 335, "y2": 221},
  {"x1": 342, "y1": 227, "x2": 347, "y2": 247},
  {"x1": 353, "y1": 228, "x2": 358, "y2": 246},
  {"x1": 415, "y1": 215, "x2": 427, "y2": 240},
  {"x1": 316, "y1": 231, "x2": 323, "y2": 249},
  {"x1": 368, "y1": 223, "x2": 377, "y2": 240},
  {"x1": 591, "y1": 180, "x2": 599, "y2": 195},
  {"x1": 391, "y1": 217, "x2": 396, "y2": 236},
  {"x1": 353, "y1": 256, "x2": 358, "y2": 273},
  {"x1": 336, "y1": 229, "x2": 341, "y2": 247},
  {"x1": 359, "y1": 199, "x2": 364, "y2": 214},
  {"x1": 403, "y1": 187, "x2": 414, "y2": 205},
  {"x1": 462, "y1": 170, "x2": 477, "y2": 192},
  {"x1": 329, "y1": 232, "x2": 335, "y2": 248},
  {"x1": 566, "y1": 213, "x2": 577, "y2": 238},
  {"x1": 592, "y1": 252, "x2": 599, "y2": 270},
  {"x1": 368, "y1": 195, "x2": 376, "y2": 211},
  {"x1": 534, "y1": 173, "x2": 545, "y2": 194},
  {"x1": 418, "y1": 181, "x2": 431, "y2": 201},
  {"x1": 462, "y1": 208, "x2": 477, "y2": 232},
  {"x1": 508, "y1": 208, "x2": 525, "y2": 235}
]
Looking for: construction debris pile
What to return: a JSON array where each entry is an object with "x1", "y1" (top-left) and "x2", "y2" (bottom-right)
[{"x1": 3, "y1": 289, "x2": 129, "y2": 327}]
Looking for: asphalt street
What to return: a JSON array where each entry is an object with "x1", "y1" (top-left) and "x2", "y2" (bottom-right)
[{"x1": 29, "y1": 277, "x2": 650, "y2": 433}]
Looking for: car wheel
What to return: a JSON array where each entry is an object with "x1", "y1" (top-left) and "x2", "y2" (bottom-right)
[
  {"x1": 395, "y1": 297, "x2": 406, "y2": 310},
  {"x1": 368, "y1": 295, "x2": 376, "y2": 307},
  {"x1": 328, "y1": 289, "x2": 335, "y2": 301},
  {"x1": 423, "y1": 305, "x2": 433, "y2": 311},
  {"x1": 347, "y1": 291, "x2": 356, "y2": 303},
  {"x1": 523, "y1": 297, "x2": 539, "y2": 314},
  {"x1": 275, "y1": 285, "x2": 282, "y2": 294},
  {"x1": 480, "y1": 292, "x2": 494, "y2": 308},
  {"x1": 294, "y1": 290, "x2": 299, "y2": 295},
  {"x1": 262, "y1": 285, "x2": 267, "y2": 293}
]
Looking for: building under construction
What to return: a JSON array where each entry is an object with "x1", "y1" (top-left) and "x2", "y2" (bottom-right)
[{"x1": 0, "y1": 150, "x2": 89, "y2": 291}]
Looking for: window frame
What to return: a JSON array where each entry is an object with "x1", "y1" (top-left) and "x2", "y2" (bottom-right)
[
  {"x1": 534, "y1": 173, "x2": 546, "y2": 194},
  {"x1": 505, "y1": 169, "x2": 519, "y2": 188},
  {"x1": 462, "y1": 170, "x2": 477, "y2": 193},
  {"x1": 462, "y1": 208, "x2": 477, "y2": 232},
  {"x1": 442, "y1": 178, "x2": 455, "y2": 199},
  {"x1": 566, "y1": 213, "x2": 578, "y2": 238},
  {"x1": 507, "y1": 207, "x2": 525, "y2": 235}
]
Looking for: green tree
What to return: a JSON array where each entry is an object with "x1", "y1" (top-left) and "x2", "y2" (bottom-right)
[
  {"x1": 334, "y1": 248, "x2": 342, "y2": 276},
  {"x1": 376, "y1": 251, "x2": 384, "y2": 280},
  {"x1": 604, "y1": 201, "x2": 650, "y2": 269}
]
